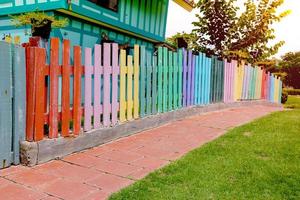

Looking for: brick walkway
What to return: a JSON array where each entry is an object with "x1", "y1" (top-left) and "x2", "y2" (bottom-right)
[{"x1": 0, "y1": 105, "x2": 282, "y2": 200}]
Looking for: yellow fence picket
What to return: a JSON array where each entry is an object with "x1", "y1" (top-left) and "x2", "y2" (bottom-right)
[
  {"x1": 120, "y1": 50, "x2": 127, "y2": 122},
  {"x1": 127, "y1": 55, "x2": 133, "y2": 120}
]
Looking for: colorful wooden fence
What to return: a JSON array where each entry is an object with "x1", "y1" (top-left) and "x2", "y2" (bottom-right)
[{"x1": 25, "y1": 38, "x2": 282, "y2": 141}]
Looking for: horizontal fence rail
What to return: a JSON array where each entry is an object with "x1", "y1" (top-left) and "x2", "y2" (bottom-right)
[{"x1": 25, "y1": 38, "x2": 283, "y2": 141}]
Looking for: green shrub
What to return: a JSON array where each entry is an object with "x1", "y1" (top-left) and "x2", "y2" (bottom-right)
[
  {"x1": 281, "y1": 90, "x2": 288, "y2": 104},
  {"x1": 283, "y1": 88, "x2": 300, "y2": 95}
]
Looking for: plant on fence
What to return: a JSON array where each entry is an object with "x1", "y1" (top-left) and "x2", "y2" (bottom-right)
[
  {"x1": 11, "y1": 11, "x2": 68, "y2": 41},
  {"x1": 176, "y1": 0, "x2": 290, "y2": 63},
  {"x1": 166, "y1": 32, "x2": 198, "y2": 50}
]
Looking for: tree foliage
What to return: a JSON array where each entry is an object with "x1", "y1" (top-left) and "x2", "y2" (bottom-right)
[
  {"x1": 271, "y1": 51, "x2": 300, "y2": 88},
  {"x1": 168, "y1": 0, "x2": 290, "y2": 63},
  {"x1": 192, "y1": 0, "x2": 238, "y2": 56}
]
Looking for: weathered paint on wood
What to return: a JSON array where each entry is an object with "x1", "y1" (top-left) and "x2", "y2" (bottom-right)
[
  {"x1": 49, "y1": 38, "x2": 59, "y2": 138},
  {"x1": 0, "y1": 42, "x2": 26, "y2": 167},
  {"x1": 73, "y1": 46, "x2": 82, "y2": 135},
  {"x1": 62, "y1": 40, "x2": 71, "y2": 136},
  {"x1": 0, "y1": 42, "x2": 13, "y2": 168},
  {"x1": 12, "y1": 44, "x2": 26, "y2": 164}
]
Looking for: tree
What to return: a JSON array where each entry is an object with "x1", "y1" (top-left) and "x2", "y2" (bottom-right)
[
  {"x1": 189, "y1": 0, "x2": 289, "y2": 62},
  {"x1": 192, "y1": 0, "x2": 238, "y2": 56},
  {"x1": 272, "y1": 52, "x2": 300, "y2": 88},
  {"x1": 228, "y1": 0, "x2": 289, "y2": 63}
]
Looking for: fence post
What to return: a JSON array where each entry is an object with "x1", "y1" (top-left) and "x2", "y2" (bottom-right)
[{"x1": 12, "y1": 44, "x2": 26, "y2": 164}]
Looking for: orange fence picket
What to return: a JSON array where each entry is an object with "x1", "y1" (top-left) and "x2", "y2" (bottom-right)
[{"x1": 61, "y1": 40, "x2": 71, "y2": 137}]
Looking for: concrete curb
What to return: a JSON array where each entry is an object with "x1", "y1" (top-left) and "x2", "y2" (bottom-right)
[{"x1": 20, "y1": 100, "x2": 282, "y2": 166}]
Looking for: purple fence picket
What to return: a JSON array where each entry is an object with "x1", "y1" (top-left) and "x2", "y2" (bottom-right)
[
  {"x1": 93, "y1": 44, "x2": 102, "y2": 129},
  {"x1": 191, "y1": 54, "x2": 195, "y2": 105},
  {"x1": 187, "y1": 51, "x2": 192, "y2": 106},
  {"x1": 103, "y1": 44, "x2": 111, "y2": 126},
  {"x1": 224, "y1": 60, "x2": 231, "y2": 103},
  {"x1": 84, "y1": 48, "x2": 92, "y2": 131},
  {"x1": 182, "y1": 49, "x2": 187, "y2": 107},
  {"x1": 111, "y1": 43, "x2": 119, "y2": 125}
]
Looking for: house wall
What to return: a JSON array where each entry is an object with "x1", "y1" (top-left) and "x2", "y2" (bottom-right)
[
  {"x1": 0, "y1": 12, "x2": 155, "y2": 57},
  {"x1": 0, "y1": 0, "x2": 169, "y2": 42}
]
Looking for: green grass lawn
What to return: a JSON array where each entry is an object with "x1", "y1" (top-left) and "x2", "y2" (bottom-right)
[
  {"x1": 284, "y1": 95, "x2": 300, "y2": 109},
  {"x1": 110, "y1": 97, "x2": 300, "y2": 200}
]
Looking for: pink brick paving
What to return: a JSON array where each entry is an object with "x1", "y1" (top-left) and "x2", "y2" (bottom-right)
[{"x1": 0, "y1": 105, "x2": 282, "y2": 200}]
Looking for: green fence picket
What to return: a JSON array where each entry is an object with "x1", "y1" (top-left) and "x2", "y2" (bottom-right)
[
  {"x1": 168, "y1": 51, "x2": 173, "y2": 111},
  {"x1": 139, "y1": 46, "x2": 146, "y2": 117},
  {"x1": 146, "y1": 52, "x2": 152, "y2": 115},
  {"x1": 157, "y1": 47, "x2": 163, "y2": 112}
]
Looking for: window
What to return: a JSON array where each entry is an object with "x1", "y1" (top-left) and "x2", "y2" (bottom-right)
[{"x1": 88, "y1": 0, "x2": 118, "y2": 12}]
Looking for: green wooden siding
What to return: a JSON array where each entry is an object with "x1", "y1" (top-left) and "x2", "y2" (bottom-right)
[{"x1": 0, "y1": 0, "x2": 169, "y2": 42}]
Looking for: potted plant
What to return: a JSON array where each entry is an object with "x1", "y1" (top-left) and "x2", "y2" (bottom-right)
[{"x1": 11, "y1": 11, "x2": 68, "y2": 41}]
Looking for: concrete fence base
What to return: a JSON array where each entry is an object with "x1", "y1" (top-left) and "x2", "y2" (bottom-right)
[{"x1": 20, "y1": 100, "x2": 282, "y2": 166}]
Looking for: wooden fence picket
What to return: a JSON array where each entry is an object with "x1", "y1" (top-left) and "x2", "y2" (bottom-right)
[
  {"x1": 194, "y1": 54, "x2": 199, "y2": 104},
  {"x1": 119, "y1": 50, "x2": 126, "y2": 122},
  {"x1": 173, "y1": 52, "x2": 178, "y2": 109},
  {"x1": 168, "y1": 51, "x2": 173, "y2": 110},
  {"x1": 133, "y1": 45, "x2": 139, "y2": 119},
  {"x1": 163, "y1": 47, "x2": 168, "y2": 112},
  {"x1": 93, "y1": 44, "x2": 102, "y2": 128},
  {"x1": 49, "y1": 38, "x2": 59, "y2": 138},
  {"x1": 140, "y1": 46, "x2": 146, "y2": 117},
  {"x1": 26, "y1": 47, "x2": 37, "y2": 141},
  {"x1": 157, "y1": 47, "x2": 163, "y2": 112},
  {"x1": 34, "y1": 48, "x2": 46, "y2": 141},
  {"x1": 61, "y1": 40, "x2": 71, "y2": 136},
  {"x1": 127, "y1": 55, "x2": 133, "y2": 120},
  {"x1": 182, "y1": 49, "x2": 187, "y2": 107},
  {"x1": 177, "y1": 50, "x2": 183, "y2": 108},
  {"x1": 73, "y1": 46, "x2": 82, "y2": 135},
  {"x1": 103, "y1": 43, "x2": 111, "y2": 126},
  {"x1": 152, "y1": 55, "x2": 158, "y2": 114},
  {"x1": 111, "y1": 43, "x2": 119, "y2": 125},
  {"x1": 186, "y1": 51, "x2": 192, "y2": 106},
  {"x1": 191, "y1": 54, "x2": 195, "y2": 105},
  {"x1": 146, "y1": 52, "x2": 152, "y2": 115},
  {"x1": 84, "y1": 48, "x2": 92, "y2": 131}
]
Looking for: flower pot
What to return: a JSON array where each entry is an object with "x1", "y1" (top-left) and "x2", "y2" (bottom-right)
[
  {"x1": 31, "y1": 19, "x2": 52, "y2": 41},
  {"x1": 177, "y1": 37, "x2": 187, "y2": 48}
]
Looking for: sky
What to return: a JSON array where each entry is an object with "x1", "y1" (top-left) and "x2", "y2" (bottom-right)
[{"x1": 165, "y1": 0, "x2": 300, "y2": 57}]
